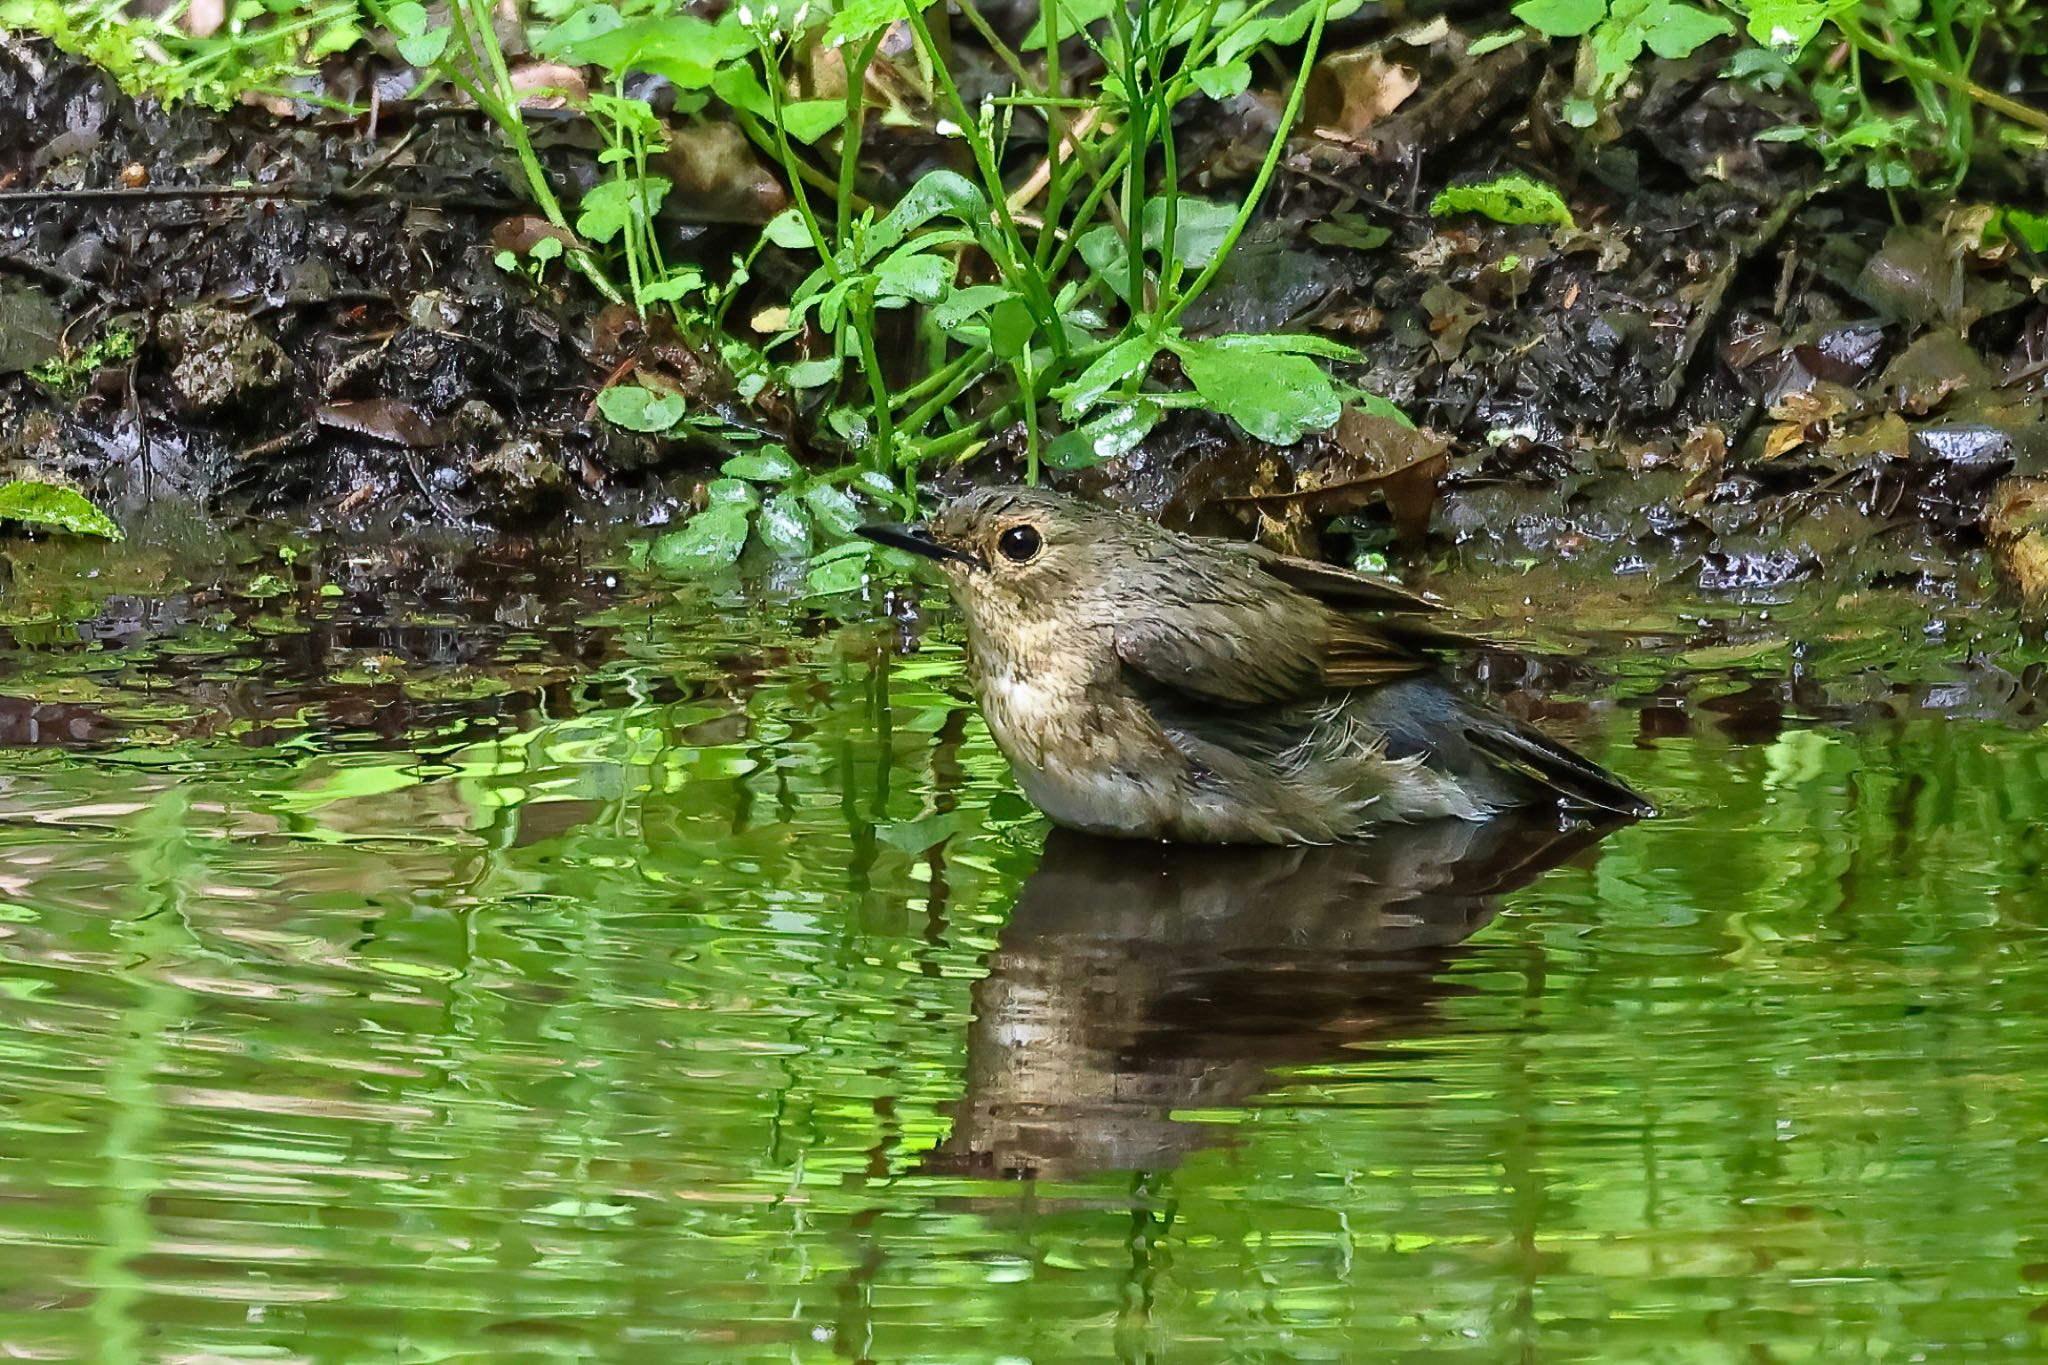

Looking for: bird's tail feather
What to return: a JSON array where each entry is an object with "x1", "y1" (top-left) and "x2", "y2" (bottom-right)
[{"x1": 1462, "y1": 711, "x2": 1655, "y2": 819}]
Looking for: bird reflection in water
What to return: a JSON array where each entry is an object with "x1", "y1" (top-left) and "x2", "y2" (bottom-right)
[{"x1": 925, "y1": 812, "x2": 1623, "y2": 1181}]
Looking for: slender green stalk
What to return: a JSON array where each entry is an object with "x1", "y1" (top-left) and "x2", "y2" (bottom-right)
[
  {"x1": 757, "y1": 31, "x2": 900, "y2": 473},
  {"x1": 898, "y1": 0, "x2": 1070, "y2": 360},
  {"x1": 838, "y1": 31, "x2": 886, "y2": 239},
  {"x1": 1156, "y1": 0, "x2": 1329, "y2": 337},
  {"x1": 899, "y1": 355, "x2": 997, "y2": 436},
  {"x1": 1842, "y1": 13, "x2": 2048, "y2": 134}
]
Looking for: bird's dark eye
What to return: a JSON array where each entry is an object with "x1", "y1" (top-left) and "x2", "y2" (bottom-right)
[{"x1": 997, "y1": 524, "x2": 1043, "y2": 563}]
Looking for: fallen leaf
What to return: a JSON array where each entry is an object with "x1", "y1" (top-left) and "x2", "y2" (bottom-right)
[
  {"x1": 315, "y1": 399, "x2": 450, "y2": 447},
  {"x1": 1305, "y1": 47, "x2": 1421, "y2": 135}
]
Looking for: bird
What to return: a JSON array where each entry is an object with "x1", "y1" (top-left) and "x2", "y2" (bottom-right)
[{"x1": 859, "y1": 486, "x2": 1652, "y2": 844}]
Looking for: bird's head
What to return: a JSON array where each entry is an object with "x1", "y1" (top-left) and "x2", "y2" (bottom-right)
[{"x1": 859, "y1": 487, "x2": 1129, "y2": 647}]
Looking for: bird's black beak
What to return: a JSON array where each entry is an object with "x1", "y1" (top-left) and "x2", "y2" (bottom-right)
[{"x1": 857, "y1": 523, "x2": 984, "y2": 570}]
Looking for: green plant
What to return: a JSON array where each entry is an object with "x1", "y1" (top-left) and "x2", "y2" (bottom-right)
[
  {"x1": 634, "y1": 442, "x2": 912, "y2": 590},
  {"x1": 1728, "y1": 0, "x2": 2048, "y2": 192},
  {"x1": 0, "y1": 0, "x2": 364, "y2": 107},
  {"x1": 25, "y1": 328, "x2": 137, "y2": 394},
  {"x1": 511, "y1": 0, "x2": 1392, "y2": 564},
  {"x1": 1429, "y1": 173, "x2": 1578, "y2": 229},
  {"x1": 1496, "y1": 0, "x2": 1735, "y2": 126},
  {"x1": 492, "y1": 234, "x2": 567, "y2": 288},
  {"x1": 737, "y1": 0, "x2": 1376, "y2": 483}
]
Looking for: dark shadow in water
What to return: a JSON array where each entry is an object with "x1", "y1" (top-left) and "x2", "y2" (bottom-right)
[{"x1": 925, "y1": 813, "x2": 1623, "y2": 1180}]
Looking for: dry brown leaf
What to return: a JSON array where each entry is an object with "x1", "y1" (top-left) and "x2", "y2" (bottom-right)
[
  {"x1": 1762, "y1": 422, "x2": 1808, "y2": 461},
  {"x1": 1304, "y1": 48, "x2": 1421, "y2": 136}
]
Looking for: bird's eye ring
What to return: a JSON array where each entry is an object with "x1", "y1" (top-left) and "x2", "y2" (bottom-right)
[{"x1": 997, "y1": 524, "x2": 1043, "y2": 564}]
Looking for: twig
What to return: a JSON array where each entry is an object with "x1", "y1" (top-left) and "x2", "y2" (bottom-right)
[{"x1": 1652, "y1": 175, "x2": 1842, "y2": 414}]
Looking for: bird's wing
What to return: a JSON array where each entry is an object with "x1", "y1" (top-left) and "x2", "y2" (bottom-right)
[
  {"x1": 1112, "y1": 552, "x2": 1439, "y2": 708},
  {"x1": 1243, "y1": 546, "x2": 1442, "y2": 614},
  {"x1": 1112, "y1": 596, "x2": 1327, "y2": 707}
]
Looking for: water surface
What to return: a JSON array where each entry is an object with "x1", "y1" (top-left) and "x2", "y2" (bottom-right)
[{"x1": 2, "y1": 545, "x2": 2046, "y2": 1361}]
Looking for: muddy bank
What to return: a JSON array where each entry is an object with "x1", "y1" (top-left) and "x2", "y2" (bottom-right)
[{"x1": 2, "y1": 30, "x2": 2047, "y2": 600}]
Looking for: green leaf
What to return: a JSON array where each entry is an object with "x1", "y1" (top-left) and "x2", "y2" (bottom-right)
[
  {"x1": 711, "y1": 62, "x2": 773, "y2": 119},
  {"x1": 596, "y1": 385, "x2": 688, "y2": 432},
  {"x1": 1172, "y1": 337, "x2": 1341, "y2": 445},
  {"x1": 648, "y1": 504, "x2": 751, "y2": 574},
  {"x1": 1142, "y1": 196, "x2": 1239, "y2": 269},
  {"x1": 1428, "y1": 173, "x2": 1576, "y2": 229},
  {"x1": 1045, "y1": 401, "x2": 1160, "y2": 469},
  {"x1": 806, "y1": 542, "x2": 874, "y2": 594},
  {"x1": 779, "y1": 99, "x2": 843, "y2": 144},
  {"x1": 783, "y1": 357, "x2": 842, "y2": 389},
  {"x1": 988, "y1": 297, "x2": 1036, "y2": 361},
  {"x1": 873, "y1": 251, "x2": 950, "y2": 305},
  {"x1": 1638, "y1": 0, "x2": 1730, "y2": 59},
  {"x1": 1075, "y1": 224, "x2": 1133, "y2": 304},
  {"x1": 1055, "y1": 334, "x2": 1160, "y2": 420},
  {"x1": 1308, "y1": 215, "x2": 1393, "y2": 251},
  {"x1": 761, "y1": 208, "x2": 814, "y2": 250},
  {"x1": 802, "y1": 483, "x2": 863, "y2": 539},
  {"x1": 0, "y1": 481, "x2": 122, "y2": 540},
  {"x1": 1189, "y1": 59, "x2": 1251, "y2": 100},
  {"x1": 387, "y1": 1, "x2": 450, "y2": 65},
  {"x1": 577, "y1": 177, "x2": 671, "y2": 244},
  {"x1": 1588, "y1": 16, "x2": 1646, "y2": 95},
  {"x1": 1201, "y1": 331, "x2": 1362, "y2": 362},
  {"x1": 721, "y1": 445, "x2": 801, "y2": 482},
  {"x1": 931, "y1": 283, "x2": 1013, "y2": 331},
  {"x1": 865, "y1": 171, "x2": 988, "y2": 260},
  {"x1": 1511, "y1": 0, "x2": 1606, "y2": 37},
  {"x1": 755, "y1": 491, "x2": 814, "y2": 558},
  {"x1": 1021, "y1": 0, "x2": 1119, "y2": 51},
  {"x1": 544, "y1": 12, "x2": 751, "y2": 86},
  {"x1": 1742, "y1": 0, "x2": 1829, "y2": 52},
  {"x1": 705, "y1": 477, "x2": 760, "y2": 508},
  {"x1": 639, "y1": 270, "x2": 703, "y2": 306},
  {"x1": 825, "y1": 0, "x2": 937, "y2": 47},
  {"x1": 2001, "y1": 208, "x2": 2048, "y2": 253},
  {"x1": 396, "y1": 25, "x2": 449, "y2": 67},
  {"x1": 1468, "y1": 27, "x2": 1527, "y2": 56},
  {"x1": 532, "y1": 3, "x2": 624, "y2": 59}
]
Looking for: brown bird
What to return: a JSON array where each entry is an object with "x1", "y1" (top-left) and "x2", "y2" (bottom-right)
[{"x1": 861, "y1": 487, "x2": 1651, "y2": 844}]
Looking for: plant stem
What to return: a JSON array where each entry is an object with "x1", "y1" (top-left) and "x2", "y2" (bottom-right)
[
  {"x1": 838, "y1": 31, "x2": 886, "y2": 239},
  {"x1": 1156, "y1": 0, "x2": 1329, "y2": 338},
  {"x1": 1843, "y1": 15, "x2": 2048, "y2": 134},
  {"x1": 898, "y1": 0, "x2": 1070, "y2": 360}
]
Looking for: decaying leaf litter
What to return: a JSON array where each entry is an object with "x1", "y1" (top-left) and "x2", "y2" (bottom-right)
[{"x1": 2, "y1": 2, "x2": 2047, "y2": 615}]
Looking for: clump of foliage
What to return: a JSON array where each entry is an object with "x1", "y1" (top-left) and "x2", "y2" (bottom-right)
[
  {"x1": 1430, "y1": 173, "x2": 1578, "y2": 229},
  {"x1": 1728, "y1": 0, "x2": 2048, "y2": 191},
  {"x1": 1491, "y1": 0, "x2": 2048, "y2": 190},
  {"x1": 12, "y1": 0, "x2": 2048, "y2": 582},
  {"x1": 25, "y1": 328, "x2": 137, "y2": 394},
  {"x1": 0, "y1": 0, "x2": 363, "y2": 106},
  {"x1": 369, "y1": 0, "x2": 1385, "y2": 581}
]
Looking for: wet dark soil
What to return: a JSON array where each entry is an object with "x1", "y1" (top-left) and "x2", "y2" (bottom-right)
[{"x1": 3, "y1": 27, "x2": 2047, "y2": 602}]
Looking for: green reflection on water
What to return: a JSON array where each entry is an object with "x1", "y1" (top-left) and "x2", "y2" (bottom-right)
[{"x1": 1, "y1": 561, "x2": 2046, "y2": 1362}]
